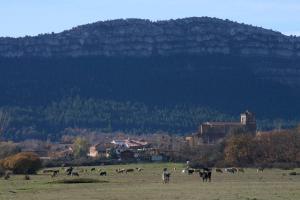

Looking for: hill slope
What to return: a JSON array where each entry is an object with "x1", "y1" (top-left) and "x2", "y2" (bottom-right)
[{"x1": 0, "y1": 17, "x2": 300, "y2": 139}]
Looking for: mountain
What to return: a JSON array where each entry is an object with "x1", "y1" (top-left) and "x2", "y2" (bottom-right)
[{"x1": 0, "y1": 17, "x2": 300, "y2": 140}]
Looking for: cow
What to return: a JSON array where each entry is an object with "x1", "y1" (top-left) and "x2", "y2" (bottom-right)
[
  {"x1": 136, "y1": 168, "x2": 143, "y2": 172},
  {"x1": 4, "y1": 171, "x2": 11, "y2": 180},
  {"x1": 216, "y1": 168, "x2": 223, "y2": 173},
  {"x1": 225, "y1": 168, "x2": 235, "y2": 174},
  {"x1": 24, "y1": 175, "x2": 30, "y2": 180},
  {"x1": 66, "y1": 167, "x2": 74, "y2": 176},
  {"x1": 199, "y1": 171, "x2": 212, "y2": 182},
  {"x1": 257, "y1": 167, "x2": 264, "y2": 173},
  {"x1": 116, "y1": 168, "x2": 125, "y2": 174},
  {"x1": 162, "y1": 168, "x2": 171, "y2": 184},
  {"x1": 125, "y1": 169, "x2": 134, "y2": 173},
  {"x1": 238, "y1": 168, "x2": 245, "y2": 173},
  {"x1": 100, "y1": 171, "x2": 107, "y2": 176},
  {"x1": 203, "y1": 167, "x2": 212, "y2": 172},
  {"x1": 91, "y1": 168, "x2": 96, "y2": 172},
  {"x1": 71, "y1": 172, "x2": 79, "y2": 177},
  {"x1": 51, "y1": 170, "x2": 59, "y2": 178},
  {"x1": 187, "y1": 169, "x2": 195, "y2": 175}
]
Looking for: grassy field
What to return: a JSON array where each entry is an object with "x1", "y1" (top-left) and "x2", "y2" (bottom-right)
[{"x1": 0, "y1": 163, "x2": 299, "y2": 200}]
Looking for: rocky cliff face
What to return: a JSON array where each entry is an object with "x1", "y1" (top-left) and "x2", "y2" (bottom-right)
[{"x1": 1, "y1": 17, "x2": 300, "y2": 58}]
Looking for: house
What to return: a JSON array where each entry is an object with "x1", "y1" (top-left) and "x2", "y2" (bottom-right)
[
  {"x1": 111, "y1": 139, "x2": 149, "y2": 149},
  {"x1": 120, "y1": 150, "x2": 135, "y2": 160},
  {"x1": 188, "y1": 111, "x2": 257, "y2": 144}
]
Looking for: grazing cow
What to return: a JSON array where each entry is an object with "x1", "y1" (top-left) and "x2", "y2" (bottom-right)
[
  {"x1": 66, "y1": 167, "x2": 74, "y2": 176},
  {"x1": 24, "y1": 175, "x2": 30, "y2": 180},
  {"x1": 116, "y1": 168, "x2": 125, "y2": 174},
  {"x1": 100, "y1": 171, "x2": 107, "y2": 176},
  {"x1": 216, "y1": 168, "x2": 223, "y2": 173},
  {"x1": 136, "y1": 168, "x2": 143, "y2": 172},
  {"x1": 71, "y1": 172, "x2": 79, "y2": 177},
  {"x1": 51, "y1": 170, "x2": 59, "y2": 178},
  {"x1": 125, "y1": 169, "x2": 134, "y2": 173},
  {"x1": 257, "y1": 167, "x2": 264, "y2": 173},
  {"x1": 203, "y1": 167, "x2": 212, "y2": 172},
  {"x1": 199, "y1": 171, "x2": 212, "y2": 182},
  {"x1": 238, "y1": 168, "x2": 245, "y2": 173},
  {"x1": 162, "y1": 168, "x2": 171, "y2": 184},
  {"x1": 91, "y1": 168, "x2": 96, "y2": 172},
  {"x1": 225, "y1": 168, "x2": 235, "y2": 174},
  {"x1": 187, "y1": 169, "x2": 195, "y2": 175}
]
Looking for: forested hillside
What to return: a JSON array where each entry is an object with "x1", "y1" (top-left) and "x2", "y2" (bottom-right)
[{"x1": 1, "y1": 17, "x2": 300, "y2": 140}]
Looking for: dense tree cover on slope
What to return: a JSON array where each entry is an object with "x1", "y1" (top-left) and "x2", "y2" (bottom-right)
[
  {"x1": 0, "y1": 54, "x2": 300, "y2": 140},
  {"x1": 1, "y1": 97, "x2": 233, "y2": 140}
]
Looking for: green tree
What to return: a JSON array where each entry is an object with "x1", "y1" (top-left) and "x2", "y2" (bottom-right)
[{"x1": 73, "y1": 137, "x2": 89, "y2": 158}]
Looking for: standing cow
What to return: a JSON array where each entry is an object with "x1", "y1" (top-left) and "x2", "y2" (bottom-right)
[{"x1": 162, "y1": 168, "x2": 171, "y2": 184}]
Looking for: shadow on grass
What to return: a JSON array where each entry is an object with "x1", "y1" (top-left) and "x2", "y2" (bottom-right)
[{"x1": 49, "y1": 178, "x2": 109, "y2": 184}]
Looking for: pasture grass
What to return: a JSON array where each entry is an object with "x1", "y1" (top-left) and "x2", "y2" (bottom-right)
[{"x1": 0, "y1": 163, "x2": 299, "y2": 200}]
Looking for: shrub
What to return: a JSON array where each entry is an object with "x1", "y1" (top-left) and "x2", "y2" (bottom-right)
[{"x1": 0, "y1": 152, "x2": 42, "y2": 174}]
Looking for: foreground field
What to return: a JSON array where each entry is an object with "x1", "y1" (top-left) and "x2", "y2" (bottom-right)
[{"x1": 0, "y1": 163, "x2": 299, "y2": 200}]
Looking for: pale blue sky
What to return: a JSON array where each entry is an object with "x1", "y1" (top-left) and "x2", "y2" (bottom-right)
[{"x1": 1, "y1": 0, "x2": 300, "y2": 37}]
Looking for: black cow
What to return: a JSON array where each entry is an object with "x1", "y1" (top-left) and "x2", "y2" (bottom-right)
[
  {"x1": 187, "y1": 169, "x2": 195, "y2": 175},
  {"x1": 100, "y1": 171, "x2": 107, "y2": 176},
  {"x1": 199, "y1": 171, "x2": 212, "y2": 182},
  {"x1": 126, "y1": 169, "x2": 134, "y2": 173},
  {"x1": 66, "y1": 167, "x2": 74, "y2": 176}
]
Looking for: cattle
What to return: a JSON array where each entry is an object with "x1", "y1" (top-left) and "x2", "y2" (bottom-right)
[
  {"x1": 225, "y1": 168, "x2": 235, "y2": 174},
  {"x1": 66, "y1": 167, "x2": 74, "y2": 176},
  {"x1": 136, "y1": 168, "x2": 143, "y2": 172},
  {"x1": 216, "y1": 168, "x2": 223, "y2": 173},
  {"x1": 257, "y1": 167, "x2": 264, "y2": 173},
  {"x1": 199, "y1": 171, "x2": 212, "y2": 182},
  {"x1": 100, "y1": 171, "x2": 107, "y2": 176},
  {"x1": 162, "y1": 168, "x2": 171, "y2": 184},
  {"x1": 238, "y1": 168, "x2": 245, "y2": 173},
  {"x1": 203, "y1": 167, "x2": 212, "y2": 172},
  {"x1": 126, "y1": 169, "x2": 134, "y2": 173},
  {"x1": 51, "y1": 170, "x2": 59, "y2": 178},
  {"x1": 71, "y1": 172, "x2": 79, "y2": 177},
  {"x1": 24, "y1": 175, "x2": 30, "y2": 180},
  {"x1": 91, "y1": 168, "x2": 96, "y2": 172},
  {"x1": 116, "y1": 168, "x2": 125, "y2": 174},
  {"x1": 4, "y1": 171, "x2": 11, "y2": 180},
  {"x1": 187, "y1": 169, "x2": 195, "y2": 175}
]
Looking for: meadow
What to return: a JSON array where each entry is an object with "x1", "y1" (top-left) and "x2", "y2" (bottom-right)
[{"x1": 0, "y1": 163, "x2": 299, "y2": 200}]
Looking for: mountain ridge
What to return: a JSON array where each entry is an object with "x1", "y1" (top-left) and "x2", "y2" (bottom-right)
[{"x1": 1, "y1": 17, "x2": 300, "y2": 58}]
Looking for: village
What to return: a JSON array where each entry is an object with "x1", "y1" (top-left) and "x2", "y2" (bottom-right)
[{"x1": 3, "y1": 110, "x2": 261, "y2": 166}]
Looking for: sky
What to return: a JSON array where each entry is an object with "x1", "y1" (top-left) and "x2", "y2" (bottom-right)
[{"x1": 1, "y1": 0, "x2": 300, "y2": 37}]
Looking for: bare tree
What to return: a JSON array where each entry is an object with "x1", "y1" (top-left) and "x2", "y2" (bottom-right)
[{"x1": 0, "y1": 109, "x2": 10, "y2": 136}]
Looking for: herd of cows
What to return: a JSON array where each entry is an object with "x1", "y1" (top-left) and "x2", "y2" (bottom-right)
[{"x1": 40, "y1": 166, "x2": 266, "y2": 184}]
